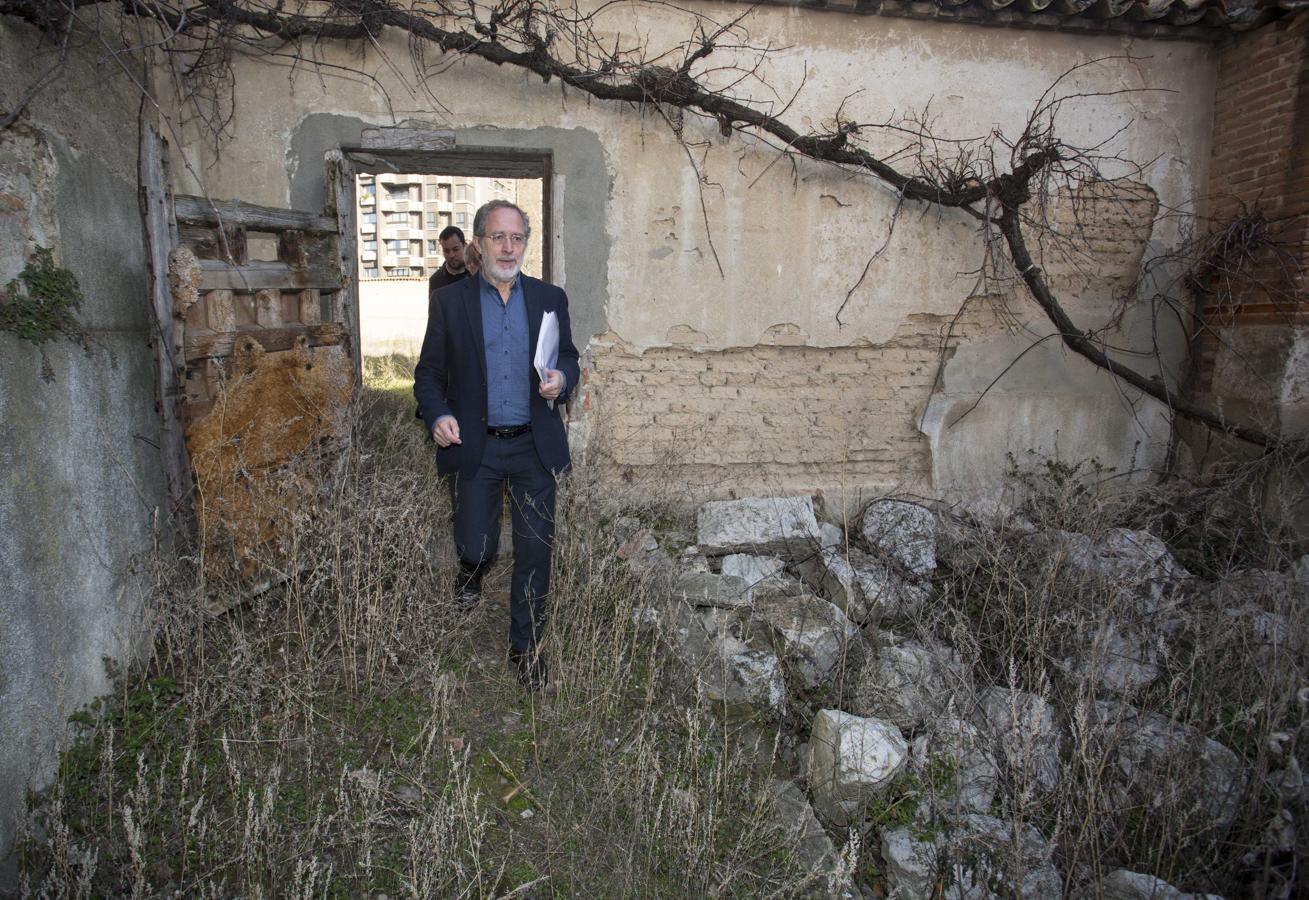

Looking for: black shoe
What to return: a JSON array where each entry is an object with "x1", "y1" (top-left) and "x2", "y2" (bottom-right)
[
  {"x1": 508, "y1": 648, "x2": 549, "y2": 691},
  {"x1": 455, "y1": 584, "x2": 481, "y2": 611}
]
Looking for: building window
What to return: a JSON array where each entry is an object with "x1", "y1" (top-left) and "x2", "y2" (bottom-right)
[
  {"x1": 427, "y1": 240, "x2": 440, "y2": 255},
  {"x1": 362, "y1": 239, "x2": 377, "y2": 251},
  {"x1": 426, "y1": 212, "x2": 438, "y2": 228},
  {"x1": 387, "y1": 239, "x2": 408, "y2": 254},
  {"x1": 363, "y1": 267, "x2": 378, "y2": 278},
  {"x1": 439, "y1": 211, "x2": 451, "y2": 229},
  {"x1": 362, "y1": 212, "x2": 376, "y2": 224},
  {"x1": 391, "y1": 266, "x2": 410, "y2": 277},
  {"x1": 361, "y1": 183, "x2": 376, "y2": 197},
  {"x1": 438, "y1": 183, "x2": 452, "y2": 202},
  {"x1": 385, "y1": 211, "x2": 407, "y2": 224},
  {"x1": 385, "y1": 185, "x2": 409, "y2": 199},
  {"x1": 455, "y1": 211, "x2": 468, "y2": 227},
  {"x1": 456, "y1": 184, "x2": 470, "y2": 202}
]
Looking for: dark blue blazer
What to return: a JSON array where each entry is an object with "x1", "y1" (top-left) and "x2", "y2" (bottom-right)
[{"x1": 414, "y1": 274, "x2": 581, "y2": 479}]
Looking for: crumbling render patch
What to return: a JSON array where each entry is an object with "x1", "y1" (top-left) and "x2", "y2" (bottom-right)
[
  {"x1": 584, "y1": 318, "x2": 958, "y2": 500},
  {"x1": 187, "y1": 336, "x2": 352, "y2": 581}
]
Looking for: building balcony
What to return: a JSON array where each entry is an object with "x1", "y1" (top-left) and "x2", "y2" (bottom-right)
[{"x1": 359, "y1": 223, "x2": 375, "y2": 234}]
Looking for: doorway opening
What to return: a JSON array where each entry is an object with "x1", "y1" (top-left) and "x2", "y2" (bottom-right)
[{"x1": 351, "y1": 154, "x2": 550, "y2": 363}]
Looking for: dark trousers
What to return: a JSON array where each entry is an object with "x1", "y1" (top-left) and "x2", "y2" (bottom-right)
[{"x1": 448, "y1": 431, "x2": 557, "y2": 652}]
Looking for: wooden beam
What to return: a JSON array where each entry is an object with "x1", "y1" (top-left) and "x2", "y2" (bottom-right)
[
  {"x1": 174, "y1": 195, "x2": 338, "y2": 233},
  {"x1": 183, "y1": 323, "x2": 346, "y2": 362},
  {"x1": 325, "y1": 150, "x2": 362, "y2": 390},
  {"x1": 139, "y1": 123, "x2": 196, "y2": 534},
  {"x1": 196, "y1": 259, "x2": 339, "y2": 292}
]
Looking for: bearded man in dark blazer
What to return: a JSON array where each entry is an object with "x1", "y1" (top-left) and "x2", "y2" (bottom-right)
[{"x1": 414, "y1": 199, "x2": 579, "y2": 690}]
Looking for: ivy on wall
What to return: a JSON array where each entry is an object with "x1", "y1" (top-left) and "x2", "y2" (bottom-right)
[{"x1": 0, "y1": 246, "x2": 94, "y2": 381}]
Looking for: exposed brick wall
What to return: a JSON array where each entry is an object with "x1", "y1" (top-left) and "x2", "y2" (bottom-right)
[
  {"x1": 1209, "y1": 21, "x2": 1309, "y2": 228},
  {"x1": 583, "y1": 324, "x2": 942, "y2": 499},
  {"x1": 1187, "y1": 18, "x2": 1309, "y2": 443},
  {"x1": 579, "y1": 179, "x2": 1164, "y2": 506}
]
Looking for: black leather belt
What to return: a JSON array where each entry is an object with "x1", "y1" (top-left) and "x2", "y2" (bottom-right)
[{"x1": 487, "y1": 424, "x2": 532, "y2": 438}]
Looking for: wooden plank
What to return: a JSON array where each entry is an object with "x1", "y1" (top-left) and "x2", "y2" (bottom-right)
[
  {"x1": 197, "y1": 259, "x2": 339, "y2": 292},
  {"x1": 207, "y1": 289, "x2": 236, "y2": 331},
  {"x1": 299, "y1": 290, "x2": 321, "y2": 326},
  {"x1": 174, "y1": 195, "x2": 338, "y2": 233},
  {"x1": 361, "y1": 127, "x2": 456, "y2": 151},
  {"x1": 139, "y1": 123, "x2": 196, "y2": 533},
  {"x1": 184, "y1": 323, "x2": 346, "y2": 362},
  {"x1": 325, "y1": 150, "x2": 362, "y2": 389},
  {"x1": 255, "y1": 289, "x2": 282, "y2": 328}
]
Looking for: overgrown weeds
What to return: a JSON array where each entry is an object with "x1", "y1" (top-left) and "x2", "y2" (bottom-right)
[
  {"x1": 900, "y1": 455, "x2": 1309, "y2": 896},
  {"x1": 16, "y1": 373, "x2": 811, "y2": 898}
]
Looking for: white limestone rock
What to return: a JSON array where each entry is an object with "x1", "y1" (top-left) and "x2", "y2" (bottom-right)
[
  {"x1": 854, "y1": 560, "x2": 930, "y2": 624},
  {"x1": 921, "y1": 717, "x2": 998, "y2": 815},
  {"x1": 851, "y1": 638, "x2": 967, "y2": 730},
  {"x1": 668, "y1": 603, "x2": 785, "y2": 719},
  {"x1": 768, "y1": 780, "x2": 840, "y2": 883},
  {"x1": 798, "y1": 546, "x2": 929, "y2": 625},
  {"x1": 673, "y1": 571, "x2": 751, "y2": 610},
  {"x1": 1097, "y1": 869, "x2": 1224, "y2": 900},
  {"x1": 797, "y1": 547, "x2": 871, "y2": 622},
  {"x1": 819, "y1": 522, "x2": 845, "y2": 550},
  {"x1": 861, "y1": 500, "x2": 938, "y2": 576},
  {"x1": 1090, "y1": 700, "x2": 1247, "y2": 831},
  {"x1": 753, "y1": 594, "x2": 859, "y2": 689},
  {"x1": 697, "y1": 495, "x2": 821, "y2": 557},
  {"x1": 721, "y1": 553, "x2": 787, "y2": 597},
  {"x1": 973, "y1": 687, "x2": 1063, "y2": 795},
  {"x1": 881, "y1": 827, "x2": 940, "y2": 899},
  {"x1": 807, "y1": 709, "x2": 908, "y2": 826},
  {"x1": 1041, "y1": 528, "x2": 1189, "y2": 619},
  {"x1": 953, "y1": 814, "x2": 1061, "y2": 898},
  {"x1": 1068, "y1": 619, "x2": 1159, "y2": 696},
  {"x1": 882, "y1": 815, "x2": 1060, "y2": 899}
]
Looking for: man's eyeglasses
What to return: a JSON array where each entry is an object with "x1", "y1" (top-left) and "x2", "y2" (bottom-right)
[{"x1": 484, "y1": 232, "x2": 527, "y2": 247}]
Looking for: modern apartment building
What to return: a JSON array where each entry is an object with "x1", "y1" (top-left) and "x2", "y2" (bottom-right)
[{"x1": 356, "y1": 173, "x2": 535, "y2": 280}]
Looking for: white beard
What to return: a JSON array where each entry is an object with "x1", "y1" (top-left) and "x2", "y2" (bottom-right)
[{"x1": 483, "y1": 256, "x2": 522, "y2": 283}]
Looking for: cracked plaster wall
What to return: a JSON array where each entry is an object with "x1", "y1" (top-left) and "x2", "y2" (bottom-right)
[
  {"x1": 165, "y1": 1, "x2": 1215, "y2": 511},
  {"x1": 0, "y1": 18, "x2": 166, "y2": 875}
]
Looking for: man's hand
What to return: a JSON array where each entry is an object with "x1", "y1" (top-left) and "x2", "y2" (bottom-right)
[
  {"x1": 539, "y1": 368, "x2": 565, "y2": 401},
  {"x1": 432, "y1": 415, "x2": 461, "y2": 447}
]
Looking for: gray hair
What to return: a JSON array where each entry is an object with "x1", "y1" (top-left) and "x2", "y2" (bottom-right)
[{"x1": 472, "y1": 199, "x2": 531, "y2": 239}]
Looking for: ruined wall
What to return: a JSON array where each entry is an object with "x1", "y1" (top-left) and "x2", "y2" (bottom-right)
[
  {"x1": 0, "y1": 19, "x2": 166, "y2": 874},
  {"x1": 1188, "y1": 18, "x2": 1309, "y2": 450},
  {"x1": 166, "y1": 1, "x2": 1216, "y2": 513}
]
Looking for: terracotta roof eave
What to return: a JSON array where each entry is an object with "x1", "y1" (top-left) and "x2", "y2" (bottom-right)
[{"x1": 720, "y1": 0, "x2": 1290, "y2": 41}]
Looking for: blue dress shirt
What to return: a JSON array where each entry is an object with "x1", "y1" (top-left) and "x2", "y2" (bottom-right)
[{"x1": 480, "y1": 274, "x2": 531, "y2": 427}]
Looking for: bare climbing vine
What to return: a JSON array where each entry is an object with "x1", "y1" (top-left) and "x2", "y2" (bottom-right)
[{"x1": 1, "y1": 0, "x2": 1302, "y2": 452}]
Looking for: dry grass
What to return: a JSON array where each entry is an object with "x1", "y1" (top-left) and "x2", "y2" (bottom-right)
[
  {"x1": 14, "y1": 360, "x2": 813, "y2": 898},
  {"x1": 15, "y1": 358, "x2": 1308, "y2": 898},
  {"x1": 884, "y1": 455, "x2": 1309, "y2": 897}
]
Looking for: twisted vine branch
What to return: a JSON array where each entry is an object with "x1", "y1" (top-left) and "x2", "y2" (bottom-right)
[{"x1": 1, "y1": 0, "x2": 1296, "y2": 452}]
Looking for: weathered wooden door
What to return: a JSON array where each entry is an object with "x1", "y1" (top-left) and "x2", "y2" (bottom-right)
[{"x1": 141, "y1": 126, "x2": 360, "y2": 582}]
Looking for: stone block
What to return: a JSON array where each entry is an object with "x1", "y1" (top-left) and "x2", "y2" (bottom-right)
[
  {"x1": 807, "y1": 709, "x2": 908, "y2": 826},
  {"x1": 697, "y1": 495, "x2": 821, "y2": 557}
]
